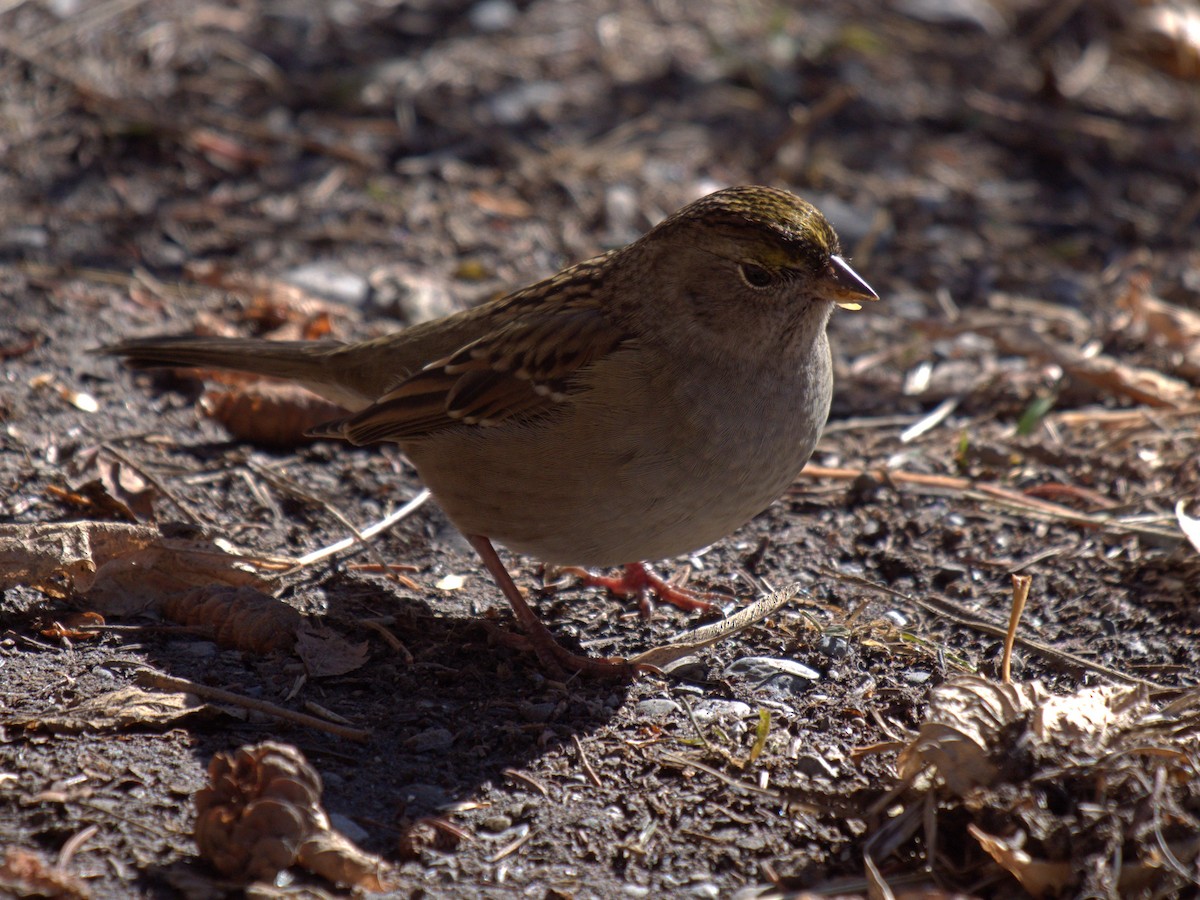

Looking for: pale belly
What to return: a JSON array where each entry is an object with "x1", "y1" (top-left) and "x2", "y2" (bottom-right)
[{"x1": 403, "y1": 346, "x2": 831, "y2": 566}]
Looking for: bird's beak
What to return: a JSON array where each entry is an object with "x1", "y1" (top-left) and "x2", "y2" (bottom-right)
[{"x1": 825, "y1": 255, "x2": 879, "y2": 311}]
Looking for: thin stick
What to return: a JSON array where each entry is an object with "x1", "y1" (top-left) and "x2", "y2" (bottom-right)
[
  {"x1": 100, "y1": 444, "x2": 209, "y2": 526},
  {"x1": 822, "y1": 569, "x2": 1164, "y2": 690},
  {"x1": 796, "y1": 465, "x2": 1179, "y2": 546},
  {"x1": 1004, "y1": 575, "x2": 1032, "y2": 684},
  {"x1": 294, "y1": 489, "x2": 431, "y2": 568},
  {"x1": 135, "y1": 669, "x2": 371, "y2": 742},
  {"x1": 572, "y1": 735, "x2": 603, "y2": 788}
]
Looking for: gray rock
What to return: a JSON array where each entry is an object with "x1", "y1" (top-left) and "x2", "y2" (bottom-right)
[
  {"x1": 723, "y1": 656, "x2": 820, "y2": 694},
  {"x1": 282, "y1": 262, "x2": 369, "y2": 306},
  {"x1": 409, "y1": 726, "x2": 454, "y2": 753},
  {"x1": 636, "y1": 698, "x2": 681, "y2": 718}
]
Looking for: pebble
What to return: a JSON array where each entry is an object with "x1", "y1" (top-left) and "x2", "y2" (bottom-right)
[
  {"x1": 816, "y1": 633, "x2": 849, "y2": 659},
  {"x1": 469, "y1": 0, "x2": 518, "y2": 32},
  {"x1": 409, "y1": 726, "x2": 454, "y2": 753},
  {"x1": 690, "y1": 699, "x2": 752, "y2": 722},
  {"x1": 660, "y1": 655, "x2": 707, "y2": 680},
  {"x1": 722, "y1": 657, "x2": 820, "y2": 694},
  {"x1": 282, "y1": 262, "x2": 369, "y2": 306},
  {"x1": 366, "y1": 263, "x2": 457, "y2": 324},
  {"x1": 635, "y1": 698, "x2": 681, "y2": 718},
  {"x1": 480, "y1": 814, "x2": 513, "y2": 833},
  {"x1": 329, "y1": 813, "x2": 368, "y2": 843}
]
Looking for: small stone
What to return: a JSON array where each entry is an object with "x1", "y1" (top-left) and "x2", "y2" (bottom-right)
[
  {"x1": 636, "y1": 698, "x2": 680, "y2": 718},
  {"x1": 469, "y1": 0, "x2": 518, "y2": 32},
  {"x1": 367, "y1": 264, "x2": 457, "y2": 324},
  {"x1": 518, "y1": 701, "x2": 556, "y2": 722},
  {"x1": 691, "y1": 699, "x2": 752, "y2": 722},
  {"x1": 329, "y1": 813, "x2": 369, "y2": 843},
  {"x1": 792, "y1": 753, "x2": 839, "y2": 778},
  {"x1": 282, "y1": 262, "x2": 369, "y2": 306},
  {"x1": 723, "y1": 657, "x2": 820, "y2": 694},
  {"x1": 816, "y1": 633, "x2": 849, "y2": 659},
  {"x1": 409, "y1": 727, "x2": 454, "y2": 753},
  {"x1": 660, "y1": 656, "x2": 707, "y2": 679},
  {"x1": 480, "y1": 814, "x2": 513, "y2": 833}
]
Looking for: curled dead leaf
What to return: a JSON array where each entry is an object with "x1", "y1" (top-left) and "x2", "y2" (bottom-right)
[
  {"x1": 898, "y1": 676, "x2": 1047, "y2": 795},
  {"x1": 0, "y1": 522, "x2": 159, "y2": 595},
  {"x1": 200, "y1": 381, "x2": 347, "y2": 447},
  {"x1": 0, "y1": 848, "x2": 90, "y2": 900},
  {"x1": 10, "y1": 685, "x2": 212, "y2": 735},
  {"x1": 969, "y1": 825, "x2": 1073, "y2": 898}
]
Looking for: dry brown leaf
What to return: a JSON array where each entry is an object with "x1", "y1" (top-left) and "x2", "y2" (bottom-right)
[
  {"x1": 10, "y1": 685, "x2": 214, "y2": 734},
  {"x1": 200, "y1": 381, "x2": 346, "y2": 447},
  {"x1": 1059, "y1": 352, "x2": 1196, "y2": 408},
  {"x1": 1030, "y1": 684, "x2": 1148, "y2": 751},
  {"x1": 0, "y1": 847, "x2": 91, "y2": 900},
  {"x1": 85, "y1": 535, "x2": 274, "y2": 617},
  {"x1": 183, "y1": 260, "x2": 358, "y2": 333},
  {"x1": 969, "y1": 826, "x2": 1073, "y2": 898},
  {"x1": 0, "y1": 522, "x2": 159, "y2": 594},
  {"x1": 298, "y1": 831, "x2": 393, "y2": 893},
  {"x1": 898, "y1": 676, "x2": 1047, "y2": 794},
  {"x1": 469, "y1": 188, "x2": 534, "y2": 218},
  {"x1": 294, "y1": 623, "x2": 370, "y2": 678},
  {"x1": 1116, "y1": 277, "x2": 1200, "y2": 351}
]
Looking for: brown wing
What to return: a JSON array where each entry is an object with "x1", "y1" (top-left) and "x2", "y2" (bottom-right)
[{"x1": 323, "y1": 304, "x2": 630, "y2": 445}]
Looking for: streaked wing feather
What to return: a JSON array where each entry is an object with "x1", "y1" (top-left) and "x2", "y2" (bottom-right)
[{"x1": 333, "y1": 306, "x2": 628, "y2": 444}]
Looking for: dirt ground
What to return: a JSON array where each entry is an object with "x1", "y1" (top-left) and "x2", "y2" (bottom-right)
[{"x1": 3, "y1": 0, "x2": 1200, "y2": 897}]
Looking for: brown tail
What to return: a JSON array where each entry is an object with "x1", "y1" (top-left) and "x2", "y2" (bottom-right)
[
  {"x1": 98, "y1": 336, "x2": 375, "y2": 410},
  {"x1": 99, "y1": 336, "x2": 330, "y2": 374}
]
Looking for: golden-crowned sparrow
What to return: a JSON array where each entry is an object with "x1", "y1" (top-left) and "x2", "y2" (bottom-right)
[{"x1": 102, "y1": 185, "x2": 877, "y2": 675}]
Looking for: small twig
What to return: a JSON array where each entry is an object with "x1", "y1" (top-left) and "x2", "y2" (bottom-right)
[
  {"x1": 100, "y1": 444, "x2": 209, "y2": 526},
  {"x1": 822, "y1": 569, "x2": 1165, "y2": 690},
  {"x1": 56, "y1": 823, "x2": 99, "y2": 871},
  {"x1": 795, "y1": 464, "x2": 1180, "y2": 546},
  {"x1": 292, "y1": 488, "x2": 432, "y2": 570},
  {"x1": 572, "y1": 735, "x2": 603, "y2": 788},
  {"x1": 1004, "y1": 575, "x2": 1032, "y2": 684},
  {"x1": 358, "y1": 618, "x2": 414, "y2": 665},
  {"x1": 250, "y1": 461, "x2": 426, "y2": 582},
  {"x1": 502, "y1": 769, "x2": 549, "y2": 798},
  {"x1": 678, "y1": 696, "x2": 714, "y2": 753},
  {"x1": 899, "y1": 397, "x2": 960, "y2": 444},
  {"x1": 134, "y1": 669, "x2": 371, "y2": 742},
  {"x1": 488, "y1": 826, "x2": 534, "y2": 863},
  {"x1": 656, "y1": 753, "x2": 778, "y2": 798}
]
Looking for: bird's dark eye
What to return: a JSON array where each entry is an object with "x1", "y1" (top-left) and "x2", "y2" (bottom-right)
[{"x1": 739, "y1": 263, "x2": 774, "y2": 288}]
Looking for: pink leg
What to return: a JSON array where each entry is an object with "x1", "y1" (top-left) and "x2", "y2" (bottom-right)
[
  {"x1": 563, "y1": 562, "x2": 717, "y2": 616},
  {"x1": 467, "y1": 535, "x2": 637, "y2": 677}
]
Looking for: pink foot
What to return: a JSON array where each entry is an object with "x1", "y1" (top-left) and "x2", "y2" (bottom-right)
[{"x1": 563, "y1": 562, "x2": 717, "y2": 616}]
